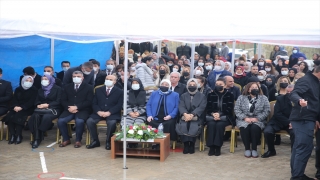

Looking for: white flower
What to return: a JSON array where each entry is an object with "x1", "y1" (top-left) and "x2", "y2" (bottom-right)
[
  {"x1": 147, "y1": 128, "x2": 150, "y2": 132},
  {"x1": 133, "y1": 126, "x2": 137, "y2": 130},
  {"x1": 128, "y1": 130, "x2": 134, "y2": 134},
  {"x1": 137, "y1": 130, "x2": 143, "y2": 136}
]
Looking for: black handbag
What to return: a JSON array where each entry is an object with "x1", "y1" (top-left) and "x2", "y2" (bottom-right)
[{"x1": 34, "y1": 108, "x2": 57, "y2": 115}]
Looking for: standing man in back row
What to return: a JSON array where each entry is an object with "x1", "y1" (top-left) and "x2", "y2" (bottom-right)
[
  {"x1": 289, "y1": 65, "x2": 320, "y2": 180},
  {"x1": 63, "y1": 61, "x2": 94, "y2": 87}
]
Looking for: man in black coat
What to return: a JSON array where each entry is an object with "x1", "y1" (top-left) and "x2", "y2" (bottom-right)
[
  {"x1": 176, "y1": 43, "x2": 192, "y2": 59},
  {"x1": 86, "y1": 75, "x2": 123, "y2": 150},
  {"x1": 195, "y1": 44, "x2": 209, "y2": 58},
  {"x1": 0, "y1": 68, "x2": 13, "y2": 116},
  {"x1": 170, "y1": 72, "x2": 187, "y2": 97},
  {"x1": 89, "y1": 59, "x2": 106, "y2": 87},
  {"x1": 261, "y1": 85, "x2": 295, "y2": 158},
  {"x1": 140, "y1": 42, "x2": 153, "y2": 54},
  {"x1": 289, "y1": 66, "x2": 320, "y2": 180},
  {"x1": 209, "y1": 43, "x2": 220, "y2": 59},
  {"x1": 43, "y1": 66, "x2": 62, "y2": 87},
  {"x1": 56, "y1": 61, "x2": 70, "y2": 82},
  {"x1": 57, "y1": 71, "x2": 94, "y2": 148},
  {"x1": 19, "y1": 66, "x2": 42, "y2": 89},
  {"x1": 63, "y1": 61, "x2": 94, "y2": 86}
]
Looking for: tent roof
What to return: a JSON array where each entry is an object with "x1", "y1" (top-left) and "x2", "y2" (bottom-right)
[{"x1": 1, "y1": 0, "x2": 320, "y2": 47}]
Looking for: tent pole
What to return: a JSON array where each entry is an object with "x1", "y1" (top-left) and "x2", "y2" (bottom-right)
[
  {"x1": 158, "y1": 41, "x2": 161, "y2": 56},
  {"x1": 115, "y1": 40, "x2": 119, "y2": 65},
  {"x1": 50, "y1": 38, "x2": 54, "y2": 68},
  {"x1": 190, "y1": 43, "x2": 195, "y2": 77},
  {"x1": 258, "y1": 44, "x2": 262, "y2": 59},
  {"x1": 254, "y1": 43, "x2": 257, "y2": 55},
  {"x1": 123, "y1": 39, "x2": 128, "y2": 170},
  {"x1": 231, "y1": 40, "x2": 236, "y2": 76}
]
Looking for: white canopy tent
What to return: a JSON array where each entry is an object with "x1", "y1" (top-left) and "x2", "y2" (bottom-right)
[{"x1": 1, "y1": 0, "x2": 319, "y2": 169}]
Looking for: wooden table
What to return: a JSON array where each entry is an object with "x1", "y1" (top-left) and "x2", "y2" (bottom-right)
[{"x1": 111, "y1": 133, "x2": 170, "y2": 162}]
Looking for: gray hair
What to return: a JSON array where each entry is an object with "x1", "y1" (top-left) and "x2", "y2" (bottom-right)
[
  {"x1": 170, "y1": 72, "x2": 181, "y2": 77},
  {"x1": 72, "y1": 71, "x2": 83, "y2": 76},
  {"x1": 82, "y1": 61, "x2": 93, "y2": 69}
]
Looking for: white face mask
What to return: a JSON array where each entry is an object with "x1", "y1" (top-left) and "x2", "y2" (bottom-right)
[
  {"x1": 106, "y1": 65, "x2": 114, "y2": 70},
  {"x1": 173, "y1": 68, "x2": 178, "y2": 72},
  {"x1": 181, "y1": 67, "x2": 184, "y2": 72},
  {"x1": 23, "y1": 81, "x2": 33, "y2": 88},
  {"x1": 117, "y1": 72, "x2": 122, "y2": 76},
  {"x1": 195, "y1": 70, "x2": 202, "y2": 75},
  {"x1": 205, "y1": 66, "x2": 213, "y2": 71},
  {"x1": 167, "y1": 63, "x2": 173, "y2": 66},
  {"x1": 73, "y1": 77, "x2": 82, "y2": 84},
  {"x1": 265, "y1": 68, "x2": 271, "y2": 72},
  {"x1": 198, "y1": 63, "x2": 204, "y2": 67},
  {"x1": 293, "y1": 50, "x2": 298, "y2": 54},
  {"x1": 281, "y1": 71, "x2": 288, "y2": 76},
  {"x1": 236, "y1": 72, "x2": 243, "y2": 75},
  {"x1": 44, "y1": 72, "x2": 51, "y2": 76},
  {"x1": 41, "y1": 80, "x2": 49, "y2": 86},
  {"x1": 235, "y1": 62, "x2": 239, "y2": 66},
  {"x1": 131, "y1": 67, "x2": 136, "y2": 71},
  {"x1": 214, "y1": 66, "x2": 222, "y2": 71},
  {"x1": 83, "y1": 70, "x2": 91, "y2": 75},
  {"x1": 131, "y1": 84, "x2": 140, "y2": 90},
  {"x1": 258, "y1": 62, "x2": 264, "y2": 66},
  {"x1": 197, "y1": 84, "x2": 201, "y2": 88},
  {"x1": 62, "y1": 67, "x2": 69, "y2": 72},
  {"x1": 105, "y1": 80, "x2": 113, "y2": 87},
  {"x1": 93, "y1": 67, "x2": 98, "y2": 72},
  {"x1": 257, "y1": 76, "x2": 264, "y2": 81}
]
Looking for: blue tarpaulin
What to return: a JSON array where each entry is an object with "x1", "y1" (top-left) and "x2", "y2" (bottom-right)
[{"x1": 0, "y1": 35, "x2": 113, "y2": 89}]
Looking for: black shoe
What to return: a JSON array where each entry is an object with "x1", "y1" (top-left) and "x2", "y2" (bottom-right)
[
  {"x1": 32, "y1": 139, "x2": 41, "y2": 149},
  {"x1": 208, "y1": 146, "x2": 215, "y2": 156},
  {"x1": 290, "y1": 174, "x2": 314, "y2": 180},
  {"x1": 8, "y1": 135, "x2": 16, "y2": 144},
  {"x1": 315, "y1": 170, "x2": 320, "y2": 179},
  {"x1": 215, "y1": 146, "x2": 221, "y2": 156},
  {"x1": 189, "y1": 142, "x2": 195, "y2": 154},
  {"x1": 183, "y1": 142, "x2": 189, "y2": 154},
  {"x1": 86, "y1": 140, "x2": 100, "y2": 149},
  {"x1": 15, "y1": 135, "x2": 23, "y2": 144},
  {"x1": 274, "y1": 135, "x2": 281, "y2": 145},
  {"x1": 105, "y1": 142, "x2": 111, "y2": 150},
  {"x1": 261, "y1": 150, "x2": 276, "y2": 158}
]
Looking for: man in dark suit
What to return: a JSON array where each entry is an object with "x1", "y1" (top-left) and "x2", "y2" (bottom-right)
[
  {"x1": 224, "y1": 76, "x2": 241, "y2": 100},
  {"x1": 19, "y1": 66, "x2": 42, "y2": 89},
  {"x1": 0, "y1": 68, "x2": 13, "y2": 116},
  {"x1": 57, "y1": 71, "x2": 94, "y2": 148},
  {"x1": 63, "y1": 61, "x2": 94, "y2": 86},
  {"x1": 56, "y1": 61, "x2": 70, "y2": 82},
  {"x1": 262, "y1": 85, "x2": 295, "y2": 158},
  {"x1": 89, "y1": 59, "x2": 106, "y2": 87},
  {"x1": 43, "y1": 66, "x2": 62, "y2": 87},
  {"x1": 102, "y1": 60, "x2": 116, "y2": 75},
  {"x1": 140, "y1": 42, "x2": 153, "y2": 55},
  {"x1": 170, "y1": 72, "x2": 186, "y2": 96},
  {"x1": 86, "y1": 75, "x2": 123, "y2": 150}
]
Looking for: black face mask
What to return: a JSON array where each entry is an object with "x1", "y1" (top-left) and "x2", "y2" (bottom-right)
[
  {"x1": 250, "y1": 89, "x2": 259, "y2": 96},
  {"x1": 280, "y1": 82, "x2": 288, "y2": 89},
  {"x1": 188, "y1": 86, "x2": 197, "y2": 92},
  {"x1": 215, "y1": 85, "x2": 224, "y2": 92},
  {"x1": 239, "y1": 64, "x2": 244, "y2": 66},
  {"x1": 159, "y1": 70, "x2": 165, "y2": 75},
  {"x1": 265, "y1": 81, "x2": 272, "y2": 86},
  {"x1": 183, "y1": 72, "x2": 189, "y2": 76},
  {"x1": 160, "y1": 86, "x2": 168, "y2": 92}
]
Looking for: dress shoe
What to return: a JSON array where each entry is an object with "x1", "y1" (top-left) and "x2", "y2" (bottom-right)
[
  {"x1": 8, "y1": 135, "x2": 16, "y2": 144},
  {"x1": 105, "y1": 142, "x2": 111, "y2": 150},
  {"x1": 290, "y1": 174, "x2": 315, "y2": 180},
  {"x1": 261, "y1": 150, "x2": 276, "y2": 158},
  {"x1": 315, "y1": 170, "x2": 320, "y2": 179},
  {"x1": 74, "y1": 141, "x2": 82, "y2": 148},
  {"x1": 32, "y1": 140, "x2": 41, "y2": 149},
  {"x1": 183, "y1": 142, "x2": 189, "y2": 154},
  {"x1": 15, "y1": 135, "x2": 23, "y2": 144},
  {"x1": 59, "y1": 140, "x2": 71, "y2": 147},
  {"x1": 208, "y1": 147, "x2": 215, "y2": 156},
  {"x1": 86, "y1": 140, "x2": 100, "y2": 149},
  {"x1": 215, "y1": 146, "x2": 221, "y2": 156}
]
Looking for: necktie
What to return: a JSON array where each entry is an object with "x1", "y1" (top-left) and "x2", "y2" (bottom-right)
[
  {"x1": 106, "y1": 89, "x2": 110, "y2": 96},
  {"x1": 75, "y1": 84, "x2": 79, "y2": 92}
]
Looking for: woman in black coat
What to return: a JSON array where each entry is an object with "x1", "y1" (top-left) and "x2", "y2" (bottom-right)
[
  {"x1": 178, "y1": 78, "x2": 207, "y2": 154},
  {"x1": 206, "y1": 77, "x2": 234, "y2": 156},
  {"x1": 265, "y1": 75, "x2": 277, "y2": 102},
  {"x1": 28, "y1": 75, "x2": 62, "y2": 148},
  {"x1": 5, "y1": 76, "x2": 37, "y2": 144}
]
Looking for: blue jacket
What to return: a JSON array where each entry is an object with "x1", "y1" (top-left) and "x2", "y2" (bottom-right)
[
  {"x1": 146, "y1": 90, "x2": 179, "y2": 120},
  {"x1": 207, "y1": 70, "x2": 232, "y2": 90}
]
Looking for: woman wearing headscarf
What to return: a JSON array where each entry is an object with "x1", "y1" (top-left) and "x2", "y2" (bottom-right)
[
  {"x1": 233, "y1": 66, "x2": 248, "y2": 88},
  {"x1": 28, "y1": 74, "x2": 62, "y2": 148},
  {"x1": 244, "y1": 62, "x2": 252, "y2": 74},
  {"x1": 178, "y1": 78, "x2": 207, "y2": 154},
  {"x1": 265, "y1": 75, "x2": 277, "y2": 102},
  {"x1": 146, "y1": 79, "x2": 180, "y2": 142},
  {"x1": 224, "y1": 62, "x2": 232, "y2": 73},
  {"x1": 257, "y1": 58, "x2": 266, "y2": 71},
  {"x1": 179, "y1": 66, "x2": 191, "y2": 85},
  {"x1": 257, "y1": 70, "x2": 267, "y2": 85},
  {"x1": 206, "y1": 77, "x2": 234, "y2": 156},
  {"x1": 5, "y1": 76, "x2": 38, "y2": 144},
  {"x1": 227, "y1": 52, "x2": 233, "y2": 62},
  {"x1": 288, "y1": 68, "x2": 297, "y2": 84},
  {"x1": 234, "y1": 82, "x2": 270, "y2": 158},
  {"x1": 289, "y1": 47, "x2": 307, "y2": 68},
  {"x1": 207, "y1": 60, "x2": 232, "y2": 90}
]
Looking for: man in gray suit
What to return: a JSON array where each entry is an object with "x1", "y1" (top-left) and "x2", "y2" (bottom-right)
[{"x1": 220, "y1": 42, "x2": 229, "y2": 59}]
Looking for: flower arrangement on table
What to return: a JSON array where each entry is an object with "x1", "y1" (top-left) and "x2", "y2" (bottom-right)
[{"x1": 114, "y1": 123, "x2": 163, "y2": 142}]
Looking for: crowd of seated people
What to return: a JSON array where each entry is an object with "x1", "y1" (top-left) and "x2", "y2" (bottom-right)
[{"x1": 0, "y1": 43, "x2": 320, "y2": 162}]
